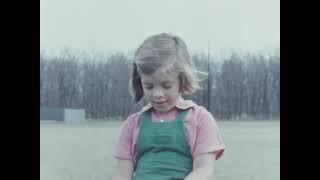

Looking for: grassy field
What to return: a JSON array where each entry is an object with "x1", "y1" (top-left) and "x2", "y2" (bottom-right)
[{"x1": 40, "y1": 120, "x2": 279, "y2": 180}]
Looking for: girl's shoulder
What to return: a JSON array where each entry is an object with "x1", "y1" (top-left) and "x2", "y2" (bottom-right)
[
  {"x1": 186, "y1": 103, "x2": 216, "y2": 124},
  {"x1": 186, "y1": 101, "x2": 211, "y2": 115},
  {"x1": 121, "y1": 111, "x2": 143, "y2": 129},
  {"x1": 125, "y1": 112, "x2": 141, "y2": 122}
]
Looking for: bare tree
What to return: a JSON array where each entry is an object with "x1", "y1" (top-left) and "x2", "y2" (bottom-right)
[{"x1": 40, "y1": 48, "x2": 279, "y2": 120}]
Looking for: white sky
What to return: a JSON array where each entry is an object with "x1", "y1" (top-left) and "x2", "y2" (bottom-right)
[{"x1": 40, "y1": 0, "x2": 280, "y2": 55}]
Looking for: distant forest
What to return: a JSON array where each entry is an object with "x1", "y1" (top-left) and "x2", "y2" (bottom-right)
[{"x1": 40, "y1": 48, "x2": 279, "y2": 120}]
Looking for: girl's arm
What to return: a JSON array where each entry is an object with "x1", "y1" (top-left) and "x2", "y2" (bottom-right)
[
  {"x1": 112, "y1": 159, "x2": 134, "y2": 180},
  {"x1": 184, "y1": 152, "x2": 216, "y2": 180}
]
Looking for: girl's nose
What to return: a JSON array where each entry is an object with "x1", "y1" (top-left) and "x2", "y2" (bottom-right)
[{"x1": 153, "y1": 89, "x2": 164, "y2": 98}]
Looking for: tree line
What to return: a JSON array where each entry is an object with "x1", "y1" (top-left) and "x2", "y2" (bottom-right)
[{"x1": 40, "y1": 49, "x2": 279, "y2": 120}]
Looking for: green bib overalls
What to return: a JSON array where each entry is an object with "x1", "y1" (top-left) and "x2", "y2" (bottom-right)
[{"x1": 133, "y1": 109, "x2": 193, "y2": 180}]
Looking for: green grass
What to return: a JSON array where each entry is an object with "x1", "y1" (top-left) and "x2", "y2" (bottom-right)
[{"x1": 40, "y1": 120, "x2": 279, "y2": 180}]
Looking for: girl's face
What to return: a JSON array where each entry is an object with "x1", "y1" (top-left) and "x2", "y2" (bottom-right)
[{"x1": 140, "y1": 69, "x2": 181, "y2": 112}]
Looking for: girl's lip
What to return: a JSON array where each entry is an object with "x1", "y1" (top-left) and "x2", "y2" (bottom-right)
[{"x1": 154, "y1": 101, "x2": 167, "y2": 104}]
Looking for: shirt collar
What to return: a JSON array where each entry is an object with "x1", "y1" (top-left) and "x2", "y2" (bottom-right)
[{"x1": 141, "y1": 96, "x2": 196, "y2": 112}]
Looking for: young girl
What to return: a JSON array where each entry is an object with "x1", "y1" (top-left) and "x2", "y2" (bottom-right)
[{"x1": 112, "y1": 33, "x2": 225, "y2": 180}]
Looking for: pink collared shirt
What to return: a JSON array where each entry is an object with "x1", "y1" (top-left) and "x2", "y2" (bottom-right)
[{"x1": 113, "y1": 98, "x2": 225, "y2": 165}]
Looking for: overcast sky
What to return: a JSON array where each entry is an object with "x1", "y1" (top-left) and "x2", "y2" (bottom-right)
[{"x1": 40, "y1": 0, "x2": 279, "y2": 55}]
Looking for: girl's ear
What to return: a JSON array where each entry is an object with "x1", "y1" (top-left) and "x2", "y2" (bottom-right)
[{"x1": 132, "y1": 63, "x2": 144, "y2": 102}]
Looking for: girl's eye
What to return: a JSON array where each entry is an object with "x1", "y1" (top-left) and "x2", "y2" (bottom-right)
[
  {"x1": 145, "y1": 86, "x2": 153, "y2": 90},
  {"x1": 163, "y1": 85, "x2": 172, "y2": 89}
]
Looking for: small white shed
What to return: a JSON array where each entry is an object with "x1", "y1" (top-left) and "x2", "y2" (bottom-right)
[{"x1": 40, "y1": 107, "x2": 86, "y2": 123}]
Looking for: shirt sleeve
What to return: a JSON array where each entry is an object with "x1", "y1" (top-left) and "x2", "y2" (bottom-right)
[
  {"x1": 113, "y1": 114, "x2": 136, "y2": 161},
  {"x1": 193, "y1": 108, "x2": 225, "y2": 160}
]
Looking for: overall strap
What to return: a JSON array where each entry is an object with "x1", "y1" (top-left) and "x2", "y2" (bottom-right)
[{"x1": 175, "y1": 108, "x2": 190, "y2": 122}]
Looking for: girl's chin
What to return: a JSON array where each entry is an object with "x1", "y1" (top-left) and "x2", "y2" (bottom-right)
[{"x1": 153, "y1": 104, "x2": 174, "y2": 112}]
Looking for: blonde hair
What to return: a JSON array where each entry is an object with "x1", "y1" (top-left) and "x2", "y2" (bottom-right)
[{"x1": 129, "y1": 33, "x2": 207, "y2": 102}]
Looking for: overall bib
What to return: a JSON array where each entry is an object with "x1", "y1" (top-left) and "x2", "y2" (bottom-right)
[{"x1": 133, "y1": 109, "x2": 193, "y2": 180}]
